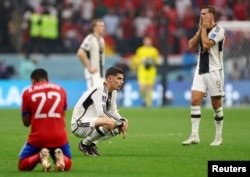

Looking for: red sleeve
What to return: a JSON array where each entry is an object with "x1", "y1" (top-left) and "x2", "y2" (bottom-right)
[{"x1": 22, "y1": 89, "x2": 31, "y2": 116}]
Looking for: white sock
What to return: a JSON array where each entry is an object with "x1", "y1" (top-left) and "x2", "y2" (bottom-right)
[
  {"x1": 215, "y1": 120, "x2": 223, "y2": 135},
  {"x1": 190, "y1": 106, "x2": 201, "y2": 135},
  {"x1": 191, "y1": 118, "x2": 201, "y2": 135},
  {"x1": 214, "y1": 107, "x2": 223, "y2": 135},
  {"x1": 93, "y1": 128, "x2": 120, "y2": 144},
  {"x1": 82, "y1": 126, "x2": 109, "y2": 145}
]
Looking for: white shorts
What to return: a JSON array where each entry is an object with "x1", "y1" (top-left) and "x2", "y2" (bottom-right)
[
  {"x1": 191, "y1": 70, "x2": 225, "y2": 97},
  {"x1": 85, "y1": 70, "x2": 104, "y2": 89},
  {"x1": 71, "y1": 116, "x2": 98, "y2": 138}
]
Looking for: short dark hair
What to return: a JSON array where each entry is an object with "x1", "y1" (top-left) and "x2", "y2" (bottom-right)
[
  {"x1": 202, "y1": 5, "x2": 216, "y2": 16},
  {"x1": 30, "y1": 68, "x2": 48, "y2": 81},
  {"x1": 105, "y1": 67, "x2": 124, "y2": 79}
]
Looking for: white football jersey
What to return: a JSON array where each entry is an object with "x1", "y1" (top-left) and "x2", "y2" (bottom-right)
[
  {"x1": 80, "y1": 34, "x2": 105, "y2": 79},
  {"x1": 196, "y1": 24, "x2": 225, "y2": 74},
  {"x1": 71, "y1": 83, "x2": 121, "y2": 126}
]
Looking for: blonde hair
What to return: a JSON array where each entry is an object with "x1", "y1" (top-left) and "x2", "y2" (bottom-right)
[{"x1": 91, "y1": 19, "x2": 103, "y2": 31}]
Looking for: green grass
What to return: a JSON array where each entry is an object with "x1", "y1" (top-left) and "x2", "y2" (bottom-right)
[{"x1": 0, "y1": 107, "x2": 250, "y2": 177}]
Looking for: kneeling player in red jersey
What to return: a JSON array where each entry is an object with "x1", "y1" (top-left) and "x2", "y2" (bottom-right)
[{"x1": 18, "y1": 68, "x2": 72, "y2": 172}]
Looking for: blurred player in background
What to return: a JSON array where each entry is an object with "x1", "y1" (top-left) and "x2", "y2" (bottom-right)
[
  {"x1": 77, "y1": 19, "x2": 106, "y2": 89},
  {"x1": 18, "y1": 68, "x2": 72, "y2": 172},
  {"x1": 132, "y1": 36, "x2": 160, "y2": 107},
  {"x1": 71, "y1": 67, "x2": 128, "y2": 156},
  {"x1": 182, "y1": 5, "x2": 225, "y2": 146}
]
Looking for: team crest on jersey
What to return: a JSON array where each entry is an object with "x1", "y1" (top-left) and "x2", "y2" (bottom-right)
[
  {"x1": 102, "y1": 96, "x2": 107, "y2": 102},
  {"x1": 210, "y1": 33, "x2": 216, "y2": 39}
]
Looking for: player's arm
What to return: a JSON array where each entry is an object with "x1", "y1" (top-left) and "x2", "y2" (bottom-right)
[
  {"x1": 22, "y1": 113, "x2": 31, "y2": 127},
  {"x1": 188, "y1": 29, "x2": 201, "y2": 50},
  {"x1": 92, "y1": 89, "x2": 128, "y2": 139},
  {"x1": 200, "y1": 17, "x2": 216, "y2": 50},
  {"x1": 106, "y1": 91, "x2": 128, "y2": 138},
  {"x1": 21, "y1": 91, "x2": 31, "y2": 127},
  {"x1": 77, "y1": 48, "x2": 97, "y2": 74},
  {"x1": 201, "y1": 28, "x2": 215, "y2": 50}
]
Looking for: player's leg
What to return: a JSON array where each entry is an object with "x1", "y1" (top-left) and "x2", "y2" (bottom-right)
[
  {"x1": 40, "y1": 148, "x2": 51, "y2": 172},
  {"x1": 81, "y1": 117, "x2": 115, "y2": 145},
  {"x1": 210, "y1": 96, "x2": 223, "y2": 146},
  {"x1": 138, "y1": 69, "x2": 147, "y2": 106},
  {"x1": 208, "y1": 70, "x2": 224, "y2": 146},
  {"x1": 86, "y1": 72, "x2": 104, "y2": 89},
  {"x1": 145, "y1": 68, "x2": 156, "y2": 107},
  {"x1": 18, "y1": 143, "x2": 50, "y2": 171},
  {"x1": 51, "y1": 143, "x2": 72, "y2": 171},
  {"x1": 145, "y1": 70, "x2": 156, "y2": 107},
  {"x1": 80, "y1": 117, "x2": 122, "y2": 156},
  {"x1": 182, "y1": 73, "x2": 206, "y2": 145},
  {"x1": 91, "y1": 128, "x2": 120, "y2": 155},
  {"x1": 144, "y1": 85, "x2": 153, "y2": 107},
  {"x1": 139, "y1": 83, "x2": 147, "y2": 106},
  {"x1": 92, "y1": 73, "x2": 104, "y2": 87},
  {"x1": 93, "y1": 128, "x2": 120, "y2": 144},
  {"x1": 53, "y1": 143, "x2": 72, "y2": 171},
  {"x1": 72, "y1": 118, "x2": 98, "y2": 156},
  {"x1": 182, "y1": 90, "x2": 204, "y2": 145},
  {"x1": 18, "y1": 142, "x2": 40, "y2": 171}
]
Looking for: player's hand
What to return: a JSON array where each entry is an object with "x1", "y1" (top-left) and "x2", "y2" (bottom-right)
[
  {"x1": 201, "y1": 17, "x2": 210, "y2": 30},
  {"x1": 88, "y1": 67, "x2": 97, "y2": 74},
  {"x1": 199, "y1": 17, "x2": 203, "y2": 28},
  {"x1": 120, "y1": 128, "x2": 126, "y2": 139},
  {"x1": 120, "y1": 120, "x2": 128, "y2": 139}
]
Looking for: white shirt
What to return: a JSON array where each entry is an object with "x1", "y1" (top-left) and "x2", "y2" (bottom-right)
[
  {"x1": 80, "y1": 34, "x2": 105, "y2": 79},
  {"x1": 71, "y1": 83, "x2": 121, "y2": 125},
  {"x1": 196, "y1": 24, "x2": 225, "y2": 74}
]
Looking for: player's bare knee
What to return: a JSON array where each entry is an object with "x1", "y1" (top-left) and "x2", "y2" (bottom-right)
[
  {"x1": 191, "y1": 98, "x2": 202, "y2": 106},
  {"x1": 102, "y1": 119, "x2": 116, "y2": 130}
]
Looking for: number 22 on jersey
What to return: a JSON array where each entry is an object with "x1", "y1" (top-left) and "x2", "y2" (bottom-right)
[{"x1": 31, "y1": 91, "x2": 61, "y2": 119}]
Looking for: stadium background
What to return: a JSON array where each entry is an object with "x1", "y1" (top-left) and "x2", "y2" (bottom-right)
[{"x1": 0, "y1": 0, "x2": 250, "y2": 108}]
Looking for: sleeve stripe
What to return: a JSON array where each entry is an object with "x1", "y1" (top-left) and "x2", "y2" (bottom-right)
[{"x1": 102, "y1": 105, "x2": 120, "y2": 120}]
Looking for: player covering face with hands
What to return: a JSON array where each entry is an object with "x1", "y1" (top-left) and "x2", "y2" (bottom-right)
[
  {"x1": 182, "y1": 5, "x2": 225, "y2": 146},
  {"x1": 18, "y1": 68, "x2": 72, "y2": 172},
  {"x1": 71, "y1": 67, "x2": 128, "y2": 156}
]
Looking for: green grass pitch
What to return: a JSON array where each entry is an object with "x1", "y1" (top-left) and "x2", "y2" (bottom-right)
[{"x1": 0, "y1": 107, "x2": 249, "y2": 177}]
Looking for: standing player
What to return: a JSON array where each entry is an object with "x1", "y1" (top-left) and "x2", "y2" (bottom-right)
[
  {"x1": 132, "y1": 36, "x2": 160, "y2": 107},
  {"x1": 71, "y1": 67, "x2": 128, "y2": 156},
  {"x1": 77, "y1": 19, "x2": 106, "y2": 89},
  {"x1": 182, "y1": 5, "x2": 225, "y2": 146},
  {"x1": 18, "y1": 68, "x2": 72, "y2": 172}
]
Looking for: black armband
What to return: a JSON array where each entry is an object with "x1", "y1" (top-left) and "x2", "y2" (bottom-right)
[
  {"x1": 120, "y1": 118, "x2": 126, "y2": 122},
  {"x1": 115, "y1": 120, "x2": 123, "y2": 128}
]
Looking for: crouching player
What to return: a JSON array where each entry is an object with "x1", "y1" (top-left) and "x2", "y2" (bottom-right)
[
  {"x1": 18, "y1": 68, "x2": 72, "y2": 172},
  {"x1": 71, "y1": 67, "x2": 128, "y2": 156}
]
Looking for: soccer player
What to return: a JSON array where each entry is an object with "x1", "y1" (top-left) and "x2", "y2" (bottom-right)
[
  {"x1": 71, "y1": 67, "x2": 128, "y2": 156},
  {"x1": 18, "y1": 68, "x2": 72, "y2": 172},
  {"x1": 182, "y1": 5, "x2": 225, "y2": 146},
  {"x1": 132, "y1": 36, "x2": 160, "y2": 107},
  {"x1": 77, "y1": 19, "x2": 106, "y2": 89}
]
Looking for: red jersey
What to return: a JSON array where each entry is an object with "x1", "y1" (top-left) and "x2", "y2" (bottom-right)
[{"x1": 22, "y1": 82, "x2": 68, "y2": 148}]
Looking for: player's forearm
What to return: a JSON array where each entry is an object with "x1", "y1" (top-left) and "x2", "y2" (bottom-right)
[
  {"x1": 22, "y1": 115, "x2": 31, "y2": 127},
  {"x1": 77, "y1": 49, "x2": 91, "y2": 70},
  {"x1": 201, "y1": 28, "x2": 212, "y2": 50},
  {"x1": 188, "y1": 29, "x2": 201, "y2": 50}
]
